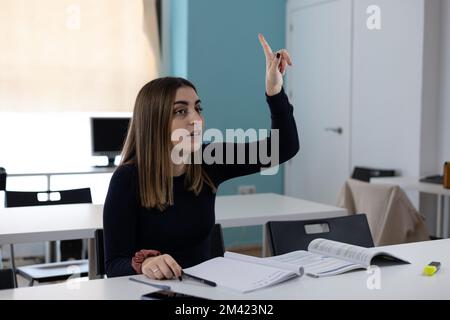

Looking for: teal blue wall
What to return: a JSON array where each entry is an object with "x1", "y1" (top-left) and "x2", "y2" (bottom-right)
[
  {"x1": 170, "y1": 0, "x2": 286, "y2": 248},
  {"x1": 169, "y1": 0, "x2": 188, "y2": 77}
]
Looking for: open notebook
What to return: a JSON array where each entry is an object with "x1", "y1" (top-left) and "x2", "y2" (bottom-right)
[
  {"x1": 265, "y1": 238, "x2": 410, "y2": 278},
  {"x1": 183, "y1": 238, "x2": 409, "y2": 293},
  {"x1": 183, "y1": 252, "x2": 304, "y2": 293}
]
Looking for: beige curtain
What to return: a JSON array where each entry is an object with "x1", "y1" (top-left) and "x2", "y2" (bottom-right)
[{"x1": 0, "y1": 0, "x2": 160, "y2": 112}]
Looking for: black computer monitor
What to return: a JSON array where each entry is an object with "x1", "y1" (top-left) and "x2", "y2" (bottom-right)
[{"x1": 90, "y1": 117, "x2": 130, "y2": 167}]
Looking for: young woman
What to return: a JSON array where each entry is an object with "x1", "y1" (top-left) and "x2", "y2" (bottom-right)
[{"x1": 103, "y1": 34, "x2": 299, "y2": 280}]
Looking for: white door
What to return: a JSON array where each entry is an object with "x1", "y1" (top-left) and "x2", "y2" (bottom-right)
[{"x1": 285, "y1": 0, "x2": 352, "y2": 205}]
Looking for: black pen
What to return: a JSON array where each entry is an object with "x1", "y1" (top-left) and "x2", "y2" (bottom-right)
[{"x1": 181, "y1": 271, "x2": 217, "y2": 287}]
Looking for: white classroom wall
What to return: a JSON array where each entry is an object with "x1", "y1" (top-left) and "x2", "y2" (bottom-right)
[
  {"x1": 438, "y1": 0, "x2": 450, "y2": 167},
  {"x1": 0, "y1": 112, "x2": 128, "y2": 258},
  {"x1": 351, "y1": 0, "x2": 424, "y2": 178}
]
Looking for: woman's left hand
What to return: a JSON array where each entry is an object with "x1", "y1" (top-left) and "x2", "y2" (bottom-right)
[{"x1": 258, "y1": 33, "x2": 293, "y2": 96}]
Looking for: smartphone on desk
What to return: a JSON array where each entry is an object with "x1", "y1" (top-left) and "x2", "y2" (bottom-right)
[{"x1": 141, "y1": 290, "x2": 209, "y2": 300}]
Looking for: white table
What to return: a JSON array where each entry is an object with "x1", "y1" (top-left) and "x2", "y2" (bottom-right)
[
  {"x1": 215, "y1": 193, "x2": 345, "y2": 227},
  {"x1": 371, "y1": 177, "x2": 450, "y2": 238},
  {"x1": 0, "y1": 193, "x2": 346, "y2": 279},
  {"x1": 5, "y1": 167, "x2": 116, "y2": 264},
  {"x1": 1, "y1": 239, "x2": 449, "y2": 300},
  {"x1": 0, "y1": 204, "x2": 102, "y2": 282}
]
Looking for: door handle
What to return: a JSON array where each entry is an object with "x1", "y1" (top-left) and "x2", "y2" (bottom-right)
[{"x1": 324, "y1": 127, "x2": 343, "y2": 135}]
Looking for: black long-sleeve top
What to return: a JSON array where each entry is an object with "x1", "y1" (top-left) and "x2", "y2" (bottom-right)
[{"x1": 103, "y1": 88, "x2": 299, "y2": 277}]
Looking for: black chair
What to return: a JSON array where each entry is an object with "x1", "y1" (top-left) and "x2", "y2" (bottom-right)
[
  {"x1": 0, "y1": 168, "x2": 5, "y2": 275},
  {"x1": 94, "y1": 224, "x2": 225, "y2": 278},
  {"x1": 5, "y1": 188, "x2": 92, "y2": 207},
  {"x1": 0, "y1": 167, "x2": 6, "y2": 191},
  {"x1": 266, "y1": 215, "x2": 374, "y2": 256},
  {"x1": 94, "y1": 229, "x2": 105, "y2": 278},
  {"x1": 5, "y1": 188, "x2": 92, "y2": 286},
  {"x1": 210, "y1": 223, "x2": 225, "y2": 258},
  {"x1": 0, "y1": 269, "x2": 15, "y2": 290},
  {"x1": 351, "y1": 166, "x2": 396, "y2": 182}
]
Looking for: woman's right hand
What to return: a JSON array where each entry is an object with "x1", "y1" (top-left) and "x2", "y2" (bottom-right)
[
  {"x1": 258, "y1": 33, "x2": 293, "y2": 96},
  {"x1": 141, "y1": 254, "x2": 182, "y2": 280}
]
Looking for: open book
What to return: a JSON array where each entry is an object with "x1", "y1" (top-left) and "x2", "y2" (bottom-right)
[
  {"x1": 183, "y1": 252, "x2": 304, "y2": 293},
  {"x1": 264, "y1": 238, "x2": 410, "y2": 278},
  {"x1": 183, "y1": 239, "x2": 409, "y2": 293}
]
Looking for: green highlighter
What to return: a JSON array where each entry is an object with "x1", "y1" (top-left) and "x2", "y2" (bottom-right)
[{"x1": 423, "y1": 261, "x2": 441, "y2": 276}]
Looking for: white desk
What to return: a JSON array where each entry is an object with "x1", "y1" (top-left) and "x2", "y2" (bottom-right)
[
  {"x1": 1, "y1": 239, "x2": 449, "y2": 300},
  {"x1": 0, "y1": 204, "x2": 102, "y2": 280},
  {"x1": 4, "y1": 167, "x2": 116, "y2": 264},
  {"x1": 0, "y1": 193, "x2": 346, "y2": 278},
  {"x1": 371, "y1": 177, "x2": 450, "y2": 238},
  {"x1": 0, "y1": 204, "x2": 102, "y2": 246},
  {"x1": 215, "y1": 193, "x2": 346, "y2": 227},
  {"x1": 0, "y1": 193, "x2": 345, "y2": 243}
]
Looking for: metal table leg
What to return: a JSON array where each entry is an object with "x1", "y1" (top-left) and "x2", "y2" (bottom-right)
[
  {"x1": 262, "y1": 225, "x2": 270, "y2": 257},
  {"x1": 9, "y1": 244, "x2": 18, "y2": 288},
  {"x1": 87, "y1": 238, "x2": 99, "y2": 280}
]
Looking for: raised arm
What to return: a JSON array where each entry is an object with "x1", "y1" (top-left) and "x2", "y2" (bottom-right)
[{"x1": 203, "y1": 34, "x2": 299, "y2": 185}]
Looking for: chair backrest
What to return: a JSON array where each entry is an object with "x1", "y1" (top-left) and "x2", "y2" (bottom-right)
[
  {"x1": 95, "y1": 224, "x2": 225, "y2": 277},
  {"x1": 337, "y1": 179, "x2": 430, "y2": 246},
  {"x1": 210, "y1": 223, "x2": 225, "y2": 258},
  {"x1": 5, "y1": 188, "x2": 92, "y2": 207},
  {"x1": 0, "y1": 167, "x2": 6, "y2": 191},
  {"x1": 266, "y1": 215, "x2": 374, "y2": 256},
  {"x1": 0, "y1": 269, "x2": 15, "y2": 290},
  {"x1": 351, "y1": 166, "x2": 396, "y2": 182}
]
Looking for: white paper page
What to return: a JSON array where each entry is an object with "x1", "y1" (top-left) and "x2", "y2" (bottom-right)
[
  {"x1": 265, "y1": 250, "x2": 362, "y2": 277},
  {"x1": 308, "y1": 238, "x2": 373, "y2": 267},
  {"x1": 224, "y1": 251, "x2": 304, "y2": 275},
  {"x1": 183, "y1": 257, "x2": 298, "y2": 293}
]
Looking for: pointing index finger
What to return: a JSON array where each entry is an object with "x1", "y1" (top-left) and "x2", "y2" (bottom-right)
[{"x1": 258, "y1": 33, "x2": 273, "y2": 60}]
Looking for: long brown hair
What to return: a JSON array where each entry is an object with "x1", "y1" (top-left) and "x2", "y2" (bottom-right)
[{"x1": 121, "y1": 77, "x2": 217, "y2": 211}]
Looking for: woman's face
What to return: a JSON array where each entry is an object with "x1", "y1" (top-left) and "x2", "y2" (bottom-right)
[{"x1": 170, "y1": 86, "x2": 204, "y2": 152}]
